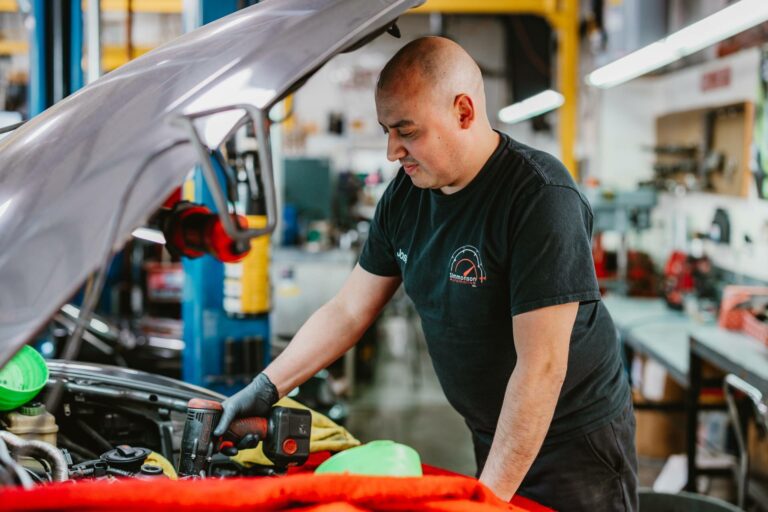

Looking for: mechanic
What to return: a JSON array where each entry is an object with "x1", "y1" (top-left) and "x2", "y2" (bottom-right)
[{"x1": 214, "y1": 36, "x2": 637, "y2": 511}]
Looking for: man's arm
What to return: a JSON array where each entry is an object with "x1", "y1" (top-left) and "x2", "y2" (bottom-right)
[
  {"x1": 264, "y1": 264, "x2": 401, "y2": 396},
  {"x1": 478, "y1": 302, "x2": 578, "y2": 501}
]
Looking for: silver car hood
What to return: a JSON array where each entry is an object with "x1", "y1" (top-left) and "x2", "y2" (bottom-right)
[{"x1": 0, "y1": 0, "x2": 422, "y2": 366}]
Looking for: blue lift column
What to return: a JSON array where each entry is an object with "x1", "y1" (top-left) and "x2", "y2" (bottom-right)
[
  {"x1": 28, "y1": 0, "x2": 84, "y2": 116},
  {"x1": 182, "y1": 0, "x2": 270, "y2": 395}
]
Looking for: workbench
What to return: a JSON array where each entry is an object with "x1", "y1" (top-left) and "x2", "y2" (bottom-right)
[
  {"x1": 603, "y1": 295, "x2": 690, "y2": 388},
  {"x1": 601, "y1": 294, "x2": 768, "y2": 492},
  {"x1": 687, "y1": 326, "x2": 768, "y2": 491}
]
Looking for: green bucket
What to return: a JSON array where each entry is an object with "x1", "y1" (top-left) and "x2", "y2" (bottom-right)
[
  {"x1": 0, "y1": 346, "x2": 49, "y2": 411},
  {"x1": 315, "y1": 440, "x2": 422, "y2": 477}
]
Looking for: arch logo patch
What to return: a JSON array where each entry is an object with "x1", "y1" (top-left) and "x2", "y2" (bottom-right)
[{"x1": 448, "y1": 245, "x2": 487, "y2": 287}]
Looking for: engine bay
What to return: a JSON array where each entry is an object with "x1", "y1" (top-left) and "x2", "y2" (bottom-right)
[{"x1": 0, "y1": 362, "x2": 312, "y2": 486}]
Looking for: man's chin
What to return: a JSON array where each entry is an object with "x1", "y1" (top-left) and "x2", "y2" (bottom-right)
[{"x1": 407, "y1": 175, "x2": 430, "y2": 189}]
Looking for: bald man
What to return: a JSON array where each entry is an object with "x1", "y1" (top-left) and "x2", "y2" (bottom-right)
[{"x1": 215, "y1": 37, "x2": 637, "y2": 510}]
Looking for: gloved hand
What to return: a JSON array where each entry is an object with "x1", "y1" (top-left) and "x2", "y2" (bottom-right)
[{"x1": 213, "y1": 372, "x2": 279, "y2": 438}]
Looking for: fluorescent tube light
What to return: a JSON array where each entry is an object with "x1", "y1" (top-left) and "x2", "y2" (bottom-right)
[
  {"x1": 498, "y1": 89, "x2": 565, "y2": 125},
  {"x1": 587, "y1": 42, "x2": 678, "y2": 88},
  {"x1": 587, "y1": 0, "x2": 768, "y2": 88},
  {"x1": 667, "y1": 0, "x2": 768, "y2": 55}
]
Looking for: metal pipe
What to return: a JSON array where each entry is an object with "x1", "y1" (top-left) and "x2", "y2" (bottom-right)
[
  {"x1": 75, "y1": 419, "x2": 113, "y2": 453},
  {"x1": 0, "y1": 431, "x2": 68, "y2": 482},
  {"x1": 724, "y1": 373, "x2": 768, "y2": 509},
  {"x1": 86, "y1": 0, "x2": 101, "y2": 83},
  {"x1": 724, "y1": 376, "x2": 749, "y2": 509},
  {"x1": 0, "y1": 436, "x2": 33, "y2": 488}
]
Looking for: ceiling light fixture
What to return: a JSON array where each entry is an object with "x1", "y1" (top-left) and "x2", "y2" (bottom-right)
[
  {"x1": 497, "y1": 89, "x2": 565, "y2": 125},
  {"x1": 586, "y1": 0, "x2": 768, "y2": 88}
]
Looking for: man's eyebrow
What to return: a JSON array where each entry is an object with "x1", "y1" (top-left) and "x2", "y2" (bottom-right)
[{"x1": 379, "y1": 119, "x2": 415, "y2": 130}]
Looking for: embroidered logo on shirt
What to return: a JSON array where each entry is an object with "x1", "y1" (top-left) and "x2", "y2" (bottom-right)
[
  {"x1": 448, "y1": 245, "x2": 487, "y2": 287},
  {"x1": 396, "y1": 249, "x2": 408, "y2": 264}
]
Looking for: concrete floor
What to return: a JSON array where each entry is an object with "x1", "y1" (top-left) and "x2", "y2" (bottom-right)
[{"x1": 345, "y1": 318, "x2": 476, "y2": 476}]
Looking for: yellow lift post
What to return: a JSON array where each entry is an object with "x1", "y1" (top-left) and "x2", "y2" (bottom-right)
[{"x1": 411, "y1": 0, "x2": 580, "y2": 179}]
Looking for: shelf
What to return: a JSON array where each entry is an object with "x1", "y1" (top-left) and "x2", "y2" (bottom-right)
[
  {"x1": 96, "y1": 0, "x2": 182, "y2": 14},
  {"x1": 655, "y1": 101, "x2": 754, "y2": 198},
  {"x1": 0, "y1": 39, "x2": 27, "y2": 55},
  {"x1": 0, "y1": 1, "x2": 182, "y2": 14}
]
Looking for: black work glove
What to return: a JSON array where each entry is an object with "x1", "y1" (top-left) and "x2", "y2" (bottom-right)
[{"x1": 213, "y1": 372, "x2": 279, "y2": 438}]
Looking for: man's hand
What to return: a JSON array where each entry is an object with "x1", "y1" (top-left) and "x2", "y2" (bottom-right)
[{"x1": 213, "y1": 372, "x2": 279, "y2": 437}]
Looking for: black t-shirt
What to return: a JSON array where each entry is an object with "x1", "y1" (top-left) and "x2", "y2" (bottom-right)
[{"x1": 359, "y1": 132, "x2": 629, "y2": 448}]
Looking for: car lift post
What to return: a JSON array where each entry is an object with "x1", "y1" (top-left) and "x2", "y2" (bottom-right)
[
  {"x1": 28, "y1": 0, "x2": 84, "y2": 116},
  {"x1": 181, "y1": 0, "x2": 270, "y2": 395}
]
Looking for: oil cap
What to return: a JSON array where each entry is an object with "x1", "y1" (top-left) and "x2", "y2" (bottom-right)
[
  {"x1": 100, "y1": 445, "x2": 151, "y2": 472},
  {"x1": 140, "y1": 464, "x2": 165, "y2": 477},
  {"x1": 19, "y1": 402, "x2": 45, "y2": 416}
]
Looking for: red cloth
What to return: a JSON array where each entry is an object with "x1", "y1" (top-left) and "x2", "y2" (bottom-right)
[
  {"x1": 0, "y1": 452, "x2": 553, "y2": 511},
  {"x1": 1, "y1": 475, "x2": 527, "y2": 511},
  {"x1": 293, "y1": 452, "x2": 551, "y2": 511}
]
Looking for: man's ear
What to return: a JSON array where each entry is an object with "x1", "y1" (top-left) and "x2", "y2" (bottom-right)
[{"x1": 454, "y1": 94, "x2": 475, "y2": 129}]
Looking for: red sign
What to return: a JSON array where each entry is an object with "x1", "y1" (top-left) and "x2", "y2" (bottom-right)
[{"x1": 701, "y1": 67, "x2": 731, "y2": 92}]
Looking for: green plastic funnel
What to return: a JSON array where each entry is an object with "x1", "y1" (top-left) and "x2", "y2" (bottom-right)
[
  {"x1": 0, "y1": 346, "x2": 49, "y2": 411},
  {"x1": 315, "y1": 440, "x2": 422, "y2": 477}
]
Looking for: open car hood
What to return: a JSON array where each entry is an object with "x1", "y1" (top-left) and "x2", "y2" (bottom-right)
[{"x1": 0, "y1": 0, "x2": 423, "y2": 367}]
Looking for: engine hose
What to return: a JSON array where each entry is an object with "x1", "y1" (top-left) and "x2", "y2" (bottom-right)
[{"x1": 0, "y1": 431, "x2": 68, "y2": 482}]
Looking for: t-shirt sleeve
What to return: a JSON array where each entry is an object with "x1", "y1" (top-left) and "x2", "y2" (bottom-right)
[
  {"x1": 358, "y1": 191, "x2": 401, "y2": 277},
  {"x1": 508, "y1": 185, "x2": 601, "y2": 316}
]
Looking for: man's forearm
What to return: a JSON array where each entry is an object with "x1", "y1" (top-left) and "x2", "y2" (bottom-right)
[
  {"x1": 263, "y1": 297, "x2": 371, "y2": 396},
  {"x1": 479, "y1": 365, "x2": 565, "y2": 501}
]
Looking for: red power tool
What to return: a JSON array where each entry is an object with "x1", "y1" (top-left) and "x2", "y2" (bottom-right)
[
  {"x1": 177, "y1": 398, "x2": 311, "y2": 477},
  {"x1": 161, "y1": 201, "x2": 251, "y2": 263}
]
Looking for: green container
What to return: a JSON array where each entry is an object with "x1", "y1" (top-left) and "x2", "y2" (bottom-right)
[
  {"x1": 0, "y1": 346, "x2": 49, "y2": 411},
  {"x1": 315, "y1": 440, "x2": 422, "y2": 477}
]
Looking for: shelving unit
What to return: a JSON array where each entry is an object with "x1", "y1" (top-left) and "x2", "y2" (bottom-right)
[{"x1": 655, "y1": 101, "x2": 755, "y2": 197}]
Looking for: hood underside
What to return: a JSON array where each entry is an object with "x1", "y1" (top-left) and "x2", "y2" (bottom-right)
[{"x1": 0, "y1": 0, "x2": 423, "y2": 367}]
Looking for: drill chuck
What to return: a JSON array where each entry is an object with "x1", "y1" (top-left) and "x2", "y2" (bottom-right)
[{"x1": 178, "y1": 399, "x2": 222, "y2": 477}]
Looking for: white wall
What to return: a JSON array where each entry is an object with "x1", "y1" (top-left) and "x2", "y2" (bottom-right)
[
  {"x1": 655, "y1": 47, "x2": 760, "y2": 114},
  {"x1": 593, "y1": 48, "x2": 760, "y2": 191},
  {"x1": 640, "y1": 192, "x2": 768, "y2": 282},
  {"x1": 592, "y1": 79, "x2": 659, "y2": 189},
  {"x1": 593, "y1": 47, "x2": 768, "y2": 281}
]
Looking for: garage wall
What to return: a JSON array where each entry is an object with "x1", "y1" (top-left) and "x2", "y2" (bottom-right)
[
  {"x1": 592, "y1": 47, "x2": 768, "y2": 281},
  {"x1": 592, "y1": 79, "x2": 659, "y2": 190},
  {"x1": 593, "y1": 48, "x2": 760, "y2": 190},
  {"x1": 290, "y1": 15, "x2": 560, "y2": 176},
  {"x1": 643, "y1": 193, "x2": 768, "y2": 283}
]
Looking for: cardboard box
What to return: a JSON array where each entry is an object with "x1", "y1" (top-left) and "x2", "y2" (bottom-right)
[
  {"x1": 634, "y1": 389, "x2": 687, "y2": 459},
  {"x1": 748, "y1": 422, "x2": 768, "y2": 480},
  {"x1": 633, "y1": 355, "x2": 687, "y2": 459}
]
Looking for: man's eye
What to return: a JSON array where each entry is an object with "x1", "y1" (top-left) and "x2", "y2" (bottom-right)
[{"x1": 399, "y1": 131, "x2": 414, "y2": 138}]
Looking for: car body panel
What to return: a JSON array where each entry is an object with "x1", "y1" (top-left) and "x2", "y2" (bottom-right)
[{"x1": 0, "y1": 0, "x2": 422, "y2": 367}]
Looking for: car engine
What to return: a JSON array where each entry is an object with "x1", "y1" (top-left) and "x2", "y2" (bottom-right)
[{"x1": 0, "y1": 361, "x2": 311, "y2": 487}]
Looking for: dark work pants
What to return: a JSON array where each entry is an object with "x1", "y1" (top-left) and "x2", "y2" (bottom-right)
[{"x1": 473, "y1": 400, "x2": 638, "y2": 511}]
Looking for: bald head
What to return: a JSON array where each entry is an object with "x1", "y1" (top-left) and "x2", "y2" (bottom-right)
[
  {"x1": 377, "y1": 37, "x2": 487, "y2": 118},
  {"x1": 375, "y1": 37, "x2": 499, "y2": 194}
]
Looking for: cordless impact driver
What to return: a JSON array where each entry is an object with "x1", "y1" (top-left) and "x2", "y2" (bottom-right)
[{"x1": 177, "y1": 398, "x2": 311, "y2": 477}]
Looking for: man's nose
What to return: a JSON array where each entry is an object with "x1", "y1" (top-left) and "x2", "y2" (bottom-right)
[{"x1": 386, "y1": 133, "x2": 406, "y2": 162}]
